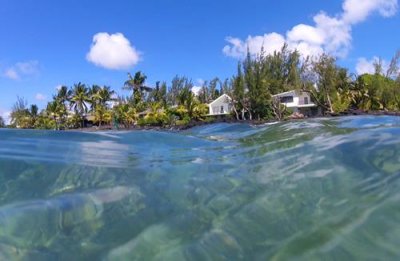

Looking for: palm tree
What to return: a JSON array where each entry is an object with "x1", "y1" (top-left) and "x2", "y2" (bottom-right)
[
  {"x1": 178, "y1": 87, "x2": 196, "y2": 117},
  {"x1": 54, "y1": 85, "x2": 71, "y2": 126},
  {"x1": 46, "y1": 100, "x2": 63, "y2": 130},
  {"x1": 56, "y1": 86, "x2": 71, "y2": 104},
  {"x1": 94, "y1": 105, "x2": 112, "y2": 127},
  {"x1": 88, "y1": 85, "x2": 115, "y2": 127},
  {"x1": 89, "y1": 85, "x2": 101, "y2": 111},
  {"x1": 112, "y1": 103, "x2": 138, "y2": 129},
  {"x1": 123, "y1": 71, "x2": 151, "y2": 107},
  {"x1": 70, "y1": 83, "x2": 90, "y2": 128},
  {"x1": 28, "y1": 104, "x2": 39, "y2": 128},
  {"x1": 98, "y1": 86, "x2": 115, "y2": 106}
]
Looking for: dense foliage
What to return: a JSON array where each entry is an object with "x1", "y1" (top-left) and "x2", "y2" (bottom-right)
[
  {"x1": 7, "y1": 74, "x2": 212, "y2": 130},
  {"x1": 226, "y1": 46, "x2": 400, "y2": 120},
  {"x1": 4, "y1": 46, "x2": 400, "y2": 129}
]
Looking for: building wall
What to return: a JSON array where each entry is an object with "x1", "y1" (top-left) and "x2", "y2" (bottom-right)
[
  {"x1": 209, "y1": 97, "x2": 232, "y2": 115},
  {"x1": 298, "y1": 92, "x2": 312, "y2": 105},
  {"x1": 278, "y1": 92, "x2": 313, "y2": 107},
  {"x1": 277, "y1": 92, "x2": 297, "y2": 107}
]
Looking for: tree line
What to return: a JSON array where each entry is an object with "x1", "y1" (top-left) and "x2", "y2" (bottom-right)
[
  {"x1": 4, "y1": 72, "x2": 210, "y2": 129},
  {"x1": 1, "y1": 45, "x2": 399, "y2": 129},
  {"x1": 225, "y1": 44, "x2": 400, "y2": 120}
]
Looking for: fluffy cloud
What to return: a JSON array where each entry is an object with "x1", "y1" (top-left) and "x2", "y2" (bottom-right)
[
  {"x1": 356, "y1": 58, "x2": 376, "y2": 75},
  {"x1": 223, "y1": 33, "x2": 286, "y2": 59},
  {"x1": 4, "y1": 68, "x2": 19, "y2": 80},
  {"x1": 3, "y1": 61, "x2": 40, "y2": 80},
  {"x1": 342, "y1": 0, "x2": 398, "y2": 24},
  {"x1": 191, "y1": 86, "x2": 202, "y2": 96},
  {"x1": 223, "y1": 0, "x2": 398, "y2": 59},
  {"x1": 356, "y1": 57, "x2": 389, "y2": 75},
  {"x1": 35, "y1": 93, "x2": 47, "y2": 101},
  {"x1": 86, "y1": 32, "x2": 141, "y2": 70}
]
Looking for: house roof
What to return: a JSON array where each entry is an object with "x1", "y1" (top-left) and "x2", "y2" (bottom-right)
[
  {"x1": 272, "y1": 90, "x2": 298, "y2": 97},
  {"x1": 286, "y1": 103, "x2": 317, "y2": 108},
  {"x1": 208, "y1": 94, "x2": 232, "y2": 106},
  {"x1": 272, "y1": 90, "x2": 313, "y2": 97}
]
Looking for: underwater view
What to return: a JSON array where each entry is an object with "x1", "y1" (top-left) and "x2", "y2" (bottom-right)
[{"x1": 1, "y1": 115, "x2": 400, "y2": 260}]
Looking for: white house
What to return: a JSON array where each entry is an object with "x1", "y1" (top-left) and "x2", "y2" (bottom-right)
[
  {"x1": 208, "y1": 94, "x2": 233, "y2": 116},
  {"x1": 272, "y1": 90, "x2": 317, "y2": 116}
]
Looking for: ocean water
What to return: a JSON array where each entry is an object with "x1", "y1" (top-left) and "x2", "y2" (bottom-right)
[{"x1": 1, "y1": 116, "x2": 400, "y2": 260}]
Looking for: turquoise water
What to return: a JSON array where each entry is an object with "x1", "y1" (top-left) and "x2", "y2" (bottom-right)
[{"x1": 1, "y1": 116, "x2": 400, "y2": 260}]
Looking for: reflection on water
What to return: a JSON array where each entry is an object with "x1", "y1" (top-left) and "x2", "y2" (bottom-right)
[{"x1": 1, "y1": 116, "x2": 400, "y2": 260}]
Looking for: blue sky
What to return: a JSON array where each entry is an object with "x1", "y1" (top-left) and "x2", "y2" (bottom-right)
[{"x1": 0, "y1": 0, "x2": 399, "y2": 121}]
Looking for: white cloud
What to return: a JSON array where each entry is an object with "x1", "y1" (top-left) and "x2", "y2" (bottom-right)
[
  {"x1": 4, "y1": 68, "x2": 19, "y2": 80},
  {"x1": 86, "y1": 32, "x2": 141, "y2": 70},
  {"x1": 35, "y1": 93, "x2": 47, "y2": 101},
  {"x1": 16, "y1": 61, "x2": 40, "y2": 75},
  {"x1": 223, "y1": 0, "x2": 398, "y2": 59},
  {"x1": 342, "y1": 0, "x2": 398, "y2": 24},
  {"x1": 191, "y1": 86, "x2": 202, "y2": 96},
  {"x1": 356, "y1": 57, "x2": 376, "y2": 75},
  {"x1": 2, "y1": 60, "x2": 40, "y2": 80},
  {"x1": 356, "y1": 57, "x2": 389, "y2": 75},
  {"x1": 223, "y1": 33, "x2": 286, "y2": 58},
  {"x1": 287, "y1": 24, "x2": 324, "y2": 45}
]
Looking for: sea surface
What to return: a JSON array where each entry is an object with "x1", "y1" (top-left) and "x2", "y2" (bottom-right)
[{"x1": 1, "y1": 116, "x2": 400, "y2": 260}]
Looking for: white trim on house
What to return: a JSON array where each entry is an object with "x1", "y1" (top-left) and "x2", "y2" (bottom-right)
[{"x1": 208, "y1": 94, "x2": 233, "y2": 116}]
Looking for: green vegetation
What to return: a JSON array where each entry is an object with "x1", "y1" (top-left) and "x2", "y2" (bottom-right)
[
  {"x1": 5, "y1": 46, "x2": 400, "y2": 130},
  {"x1": 227, "y1": 46, "x2": 400, "y2": 120},
  {"x1": 0, "y1": 116, "x2": 5, "y2": 128},
  {"x1": 7, "y1": 73, "x2": 213, "y2": 130}
]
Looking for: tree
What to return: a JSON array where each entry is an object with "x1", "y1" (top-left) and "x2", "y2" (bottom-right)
[
  {"x1": 271, "y1": 96, "x2": 287, "y2": 121},
  {"x1": 46, "y1": 100, "x2": 64, "y2": 130},
  {"x1": 208, "y1": 77, "x2": 221, "y2": 100},
  {"x1": 141, "y1": 102, "x2": 169, "y2": 126},
  {"x1": 177, "y1": 86, "x2": 196, "y2": 118},
  {"x1": 28, "y1": 104, "x2": 39, "y2": 128},
  {"x1": 10, "y1": 97, "x2": 30, "y2": 128},
  {"x1": 167, "y1": 75, "x2": 191, "y2": 106},
  {"x1": 54, "y1": 85, "x2": 71, "y2": 126},
  {"x1": 98, "y1": 86, "x2": 115, "y2": 107},
  {"x1": 94, "y1": 105, "x2": 112, "y2": 127},
  {"x1": 69, "y1": 83, "x2": 90, "y2": 128},
  {"x1": 386, "y1": 50, "x2": 400, "y2": 79},
  {"x1": 243, "y1": 48, "x2": 272, "y2": 120},
  {"x1": 149, "y1": 81, "x2": 167, "y2": 106},
  {"x1": 192, "y1": 103, "x2": 209, "y2": 121},
  {"x1": 231, "y1": 63, "x2": 247, "y2": 120},
  {"x1": 89, "y1": 85, "x2": 101, "y2": 111},
  {"x1": 0, "y1": 116, "x2": 5, "y2": 128},
  {"x1": 312, "y1": 54, "x2": 338, "y2": 113},
  {"x1": 123, "y1": 71, "x2": 150, "y2": 108}
]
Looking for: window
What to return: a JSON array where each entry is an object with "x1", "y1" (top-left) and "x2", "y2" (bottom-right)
[
  {"x1": 220, "y1": 106, "x2": 224, "y2": 114},
  {"x1": 280, "y1": 96, "x2": 293, "y2": 103},
  {"x1": 304, "y1": 97, "x2": 309, "y2": 104}
]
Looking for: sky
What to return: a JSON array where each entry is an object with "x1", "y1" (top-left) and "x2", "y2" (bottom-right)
[{"x1": 0, "y1": 0, "x2": 399, "y2": 122}]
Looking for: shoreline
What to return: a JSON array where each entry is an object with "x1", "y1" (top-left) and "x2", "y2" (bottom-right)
[{"x1": 71, "y1": 109, "x2": 400, "y2": 133}]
